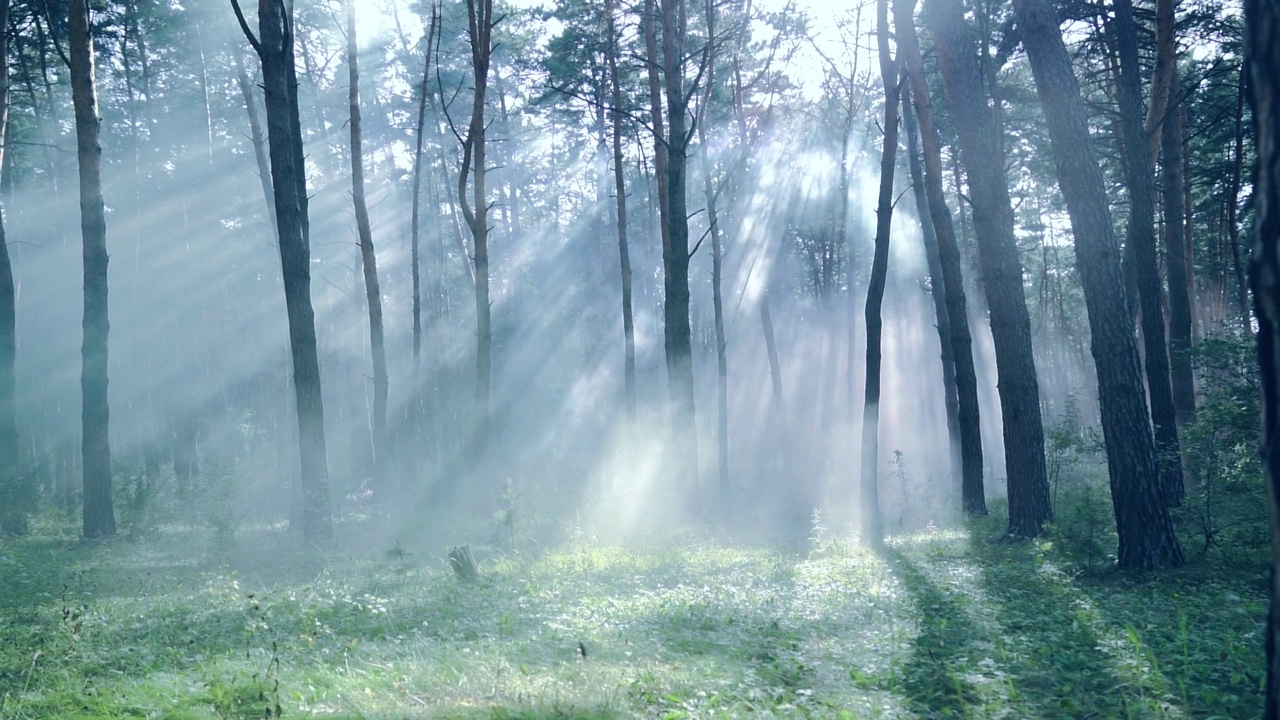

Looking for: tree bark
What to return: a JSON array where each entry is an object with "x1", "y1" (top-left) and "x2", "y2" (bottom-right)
[
  {"x1": 861, "y1": 0, "x2": 899, "y2": 546},
  {"x1": 895, "y1": 0, "x2": 986, "y2": 516},
  {"x1": 410, "y1": 7, "x2": 439, "y2": 370},
  {"x1": 232, "y1": 0, "x2": 332, "y2": 542},
  {"x1": 925, "y1": 0, "x2": 1051, "y2": 537},
  {"x1": 1244, "y1": 0, "x2": 1280, "y2": 712},
  {"x1": 0, "y1": 0, "x2": 21, "y2": 536},
  {"x1": 1162, "y1": 68, "x2": 1196, "y2": 435},
  {"x1": 1112, "y1": 0, "x2": 1185, "y2": 506},
  {"x1": 1012, "y1": 0, "x2": 1182, "y2": 568},
  {"x1": 345, "y1": 0, "x2": 388, "y2": 491},
  {"x1": 605, "y1": 0, "x2": 636, "y2": 421},
  {"x1": 660, "y1": 0, "x2": 700, "y2": 514},
  {"x1": 69, "y1": 0, "x2": 115, "y2": 539}
]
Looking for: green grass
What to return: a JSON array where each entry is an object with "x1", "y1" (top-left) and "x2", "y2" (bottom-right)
[{"x1": 0, "y1": 517, "x2": 1266, "y2": 719}]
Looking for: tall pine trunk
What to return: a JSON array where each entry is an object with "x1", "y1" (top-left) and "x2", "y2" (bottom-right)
[
  {"x1": 233, "y1": 0, "x2": 332, "y2": 541},
  {"x1": 410, "y1": 7, "x2": 439, "y2": 371},
  {"x1": 69, "y1": 0, "x2": 115, "y2": 539},
  {"x1": 1013, "y1": 0, "x2": 1182, "y2": 568},
  {"x1": 0, "y1": 0, "x2": 20, "y2": 536},
  {"x1": 1162, "y1": 70, "x2": 1196, "y2": 433},
  {"x1": 345, "y1": 0, "x2": 388, "y2": 491},
  {"x1": 861, "y1": 0, "x2": 900, "y2": 546},
  {"x1": 1112, "y1": 0, "x2": 1185, "y2": 506},
  {"x1": 605, "y1": 0, "x2": 636, "y2": 420},
  {"x1": 925, "y1": 0, "x2": 1051, "y2": 537},
  {"x1": 895, "y1": 0, "x2": 986, "y2": 515}
]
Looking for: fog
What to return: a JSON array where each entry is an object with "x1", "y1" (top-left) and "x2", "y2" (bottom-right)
[{"x1": 6, "y1": 0, "x2": 1097, "y2": 553}]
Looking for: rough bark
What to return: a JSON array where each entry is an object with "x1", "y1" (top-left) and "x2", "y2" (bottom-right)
[
  {"x1": 660, "y1": 0, "x2": 700, "y2": 513},
  {"x1": 924, "y1": 0, "x2": 1051, "y2": 537},
  {"x1": 0, "y1": 0, "x2": 20, "y2": 536},
  {"x1": 895, "y1": 0, "x2": 986, "y2": 515},
  {"x1": 861, "y1": 0, "x2": 899, "y2": 546},
  {"x1": 1012, "y1": 0, "x2": 1182, "y2": 568},
  {"x1": 69, "y1": 0, "x2": 115, "y2": 539},
  {"x1": 1112, "y1": 0, "x2": 1185, "y2": 506},
  {"x1": 345, "y1": 0, "x2": 389, "y2": 490},
  {"x1": 1162, "y1": 68, "x2": 1196, "y2": 435},
  {"x1": 605, "y1": 0, "x2": 636, "y2": 420},
  {"x1": 1244, "y1": 0, "x2": 1280, "y2": 712},
  {"x1": 458, "y1": 0, "x2": 494, "y2": 459},
  {"x1": 232, "y1": 0, "x2": 332, "y2": 542}
]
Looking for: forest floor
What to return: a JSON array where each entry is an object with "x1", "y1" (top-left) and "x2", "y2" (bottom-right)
[{"x1": 0, "y1": 514, "x2": 1267, "y2": 719}]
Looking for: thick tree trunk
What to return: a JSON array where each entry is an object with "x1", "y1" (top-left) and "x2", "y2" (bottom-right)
[
  {"x1": 69, "y1": 0, "x2": 115, "y2": 539},
  {"x1": 345, "y1": 0, "x2": 388, "y2": 490},
  {"x1": 861, "y1": 0, "x2": 899, "y2": 546},
  {"x1": 660, "y1": 0, "x2": 699, "y2": 514},
  {"x1": 0, "y1": 0, "x2": 20, "y2": 536},
  {"x1": 925, "y1": 0, "x2": 1051, "y2": 537},
  {"x1": 895, "y1": 0, "x2": 986, "y2": 516},
  {"x1": 233, "y1": 0, "x2": 332, "y2": 541},
  {"x1": 1112, "y1": 0, "x2": 1185, "y2": 506},
  {"x1": 1244, "y1": 0, "x2": 1280, "y2": 712},
  {"x1": 605, "y1": 0, "x2": 636, "y2": 421},
  {"x1": 1013, "y1": 0, "x2": 1182, "y2": 568}
]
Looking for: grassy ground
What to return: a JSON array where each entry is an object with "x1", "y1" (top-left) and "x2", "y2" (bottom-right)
[{"x1": 0, "y1": 515, "x2": 1266, "y2": 719}]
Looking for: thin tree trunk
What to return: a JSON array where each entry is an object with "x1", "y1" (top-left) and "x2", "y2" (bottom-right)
[
  {"x1": 234, "y1": 52, "x2": 277, "y2": 235},
  {"x1": 605, "y1": 0, "x2": 636, "y2": 420},
  {"x1": 1113, "y1": 0, "x2": 1185, "y2": 506},
  {"x1": 410, "y1": 7, "x2": 439, "y2": 369},
  {"x1": 69, "y1": 0, "x2": 114, "y2": 539},
  {"x1": 895, "y1": 0, "x2": 986, "y2": 515},
  {"x1": 1162, "y1": 68, "x2": 1196, "y2": 435},
  {"x1": 925, "y1": 0, "x2": 1051, "y2": 538},
  {"x1": 761, "y1": 293, "x2": 784, "y2": 414},
  {"x1": 1228, "y1": 67, "x2": 1251, "y2": 332},
  {"x1": 346, "y1": 0, "x2": 388, "y2": 491},
  {"x1": 1012, "y1": 0, "x2": 1182, "y2": 568},
  {"x1": 861, "y1": 0, "x2": 900, "y2": 546}
]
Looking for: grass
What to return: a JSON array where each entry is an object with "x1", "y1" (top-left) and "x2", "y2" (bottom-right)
[{"x1": 0, "y1": 515, "x2": 1267, "y2": 719}]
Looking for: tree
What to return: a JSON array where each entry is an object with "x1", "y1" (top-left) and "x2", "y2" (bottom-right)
[
  {"x1": 659, "y1": 0, "x2": 700, "y2": 514},
  {"x1": 860, "y1": 0, "x2": 901, "y2": 545},
  {"x1": 411, "y1": 6, "x2": 440, "y2": 370},
  {"x1": 69, "y1": 0, "x2": 115, "y2": 539},
  {"x1": 1111, "y1": 0, "x2": 1185, "y2": 506},
  {"x1": 1245, "y1": 0, "x2": 1280, "y2": 712},
  {"x1": 232, "y1": 0, "x2": 332, "y2": 542},
  {"x1": 1012, "y1": 0, "x2": 1183, "y2": 568},
  {"x1": 924, "y1": 0, "x2": 1052, "y2": 537},
  {"x1": 345, "y1": 0, "x2": 389, "y2": 491},
  {"x1": 605, "y1": 0, "x2": 636, "y2": 421},
  {"x1": 894, "y1": 0, "x2": 986, "y2": 516},
  {"x1": 0, "y1": 0, "x2": 21, "y2": 537}
]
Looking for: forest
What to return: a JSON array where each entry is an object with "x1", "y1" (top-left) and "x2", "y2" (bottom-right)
[{"x1": 1, "y1": 0, "x2": 1280, "y2": 716}]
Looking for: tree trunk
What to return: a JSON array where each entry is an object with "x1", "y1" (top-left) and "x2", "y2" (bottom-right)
[
  {"x1": 1228, "y1": 68, "x2": 1252, "y2": 332},
  {"x1": 861, "y1": 0, "x2": 899, "y2": 546},
  {"x1": 345, "y1": 0, "x2": 388, "y2": 491},
  {"x1": 1244, "y1": 0, "x2": 1280, "y2": 711},
  {"x1": 925, "y1": 0, "x2": 1051, "y2": 537},
  {"x1": 660, "y1": 0, "x2": 699, "y2": 515},
  {"x1": 234, "y1": 52, "x2": 277, "y2": 235},
  {"x1": 1162, "y1": 68, "x2": 1196, "y2": 436},
  {"x1": 605, "y1": 0, "x2": 636, "y2": 421},
  {"x1": 1012, "y1": 0, "x2": 1182, "y2": 568},
  {"x1": 69, "y1": 0, "x2": 114, "y2": 540},
  {"x1": 233, "y1": 0, "x2": 332, "y2": 542},
  {"x1": 895, "y1": 0, "x2": 986, "y2": 516},
  {"x1": 761, "y1": 294, "x2": 784, "y2": 414},
  {"x1": 410, "y1": 8, "x2": 439, "y2": 369},
  {"x1": 0, "y1": 0, "x2": 20, "y2": 536},
  {"x1": 458, "y1": 0, "x2": 494, "y2": 461},
  {"x1": 1112, "y1": 0, "x2": 1185, "y2": 506}
]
